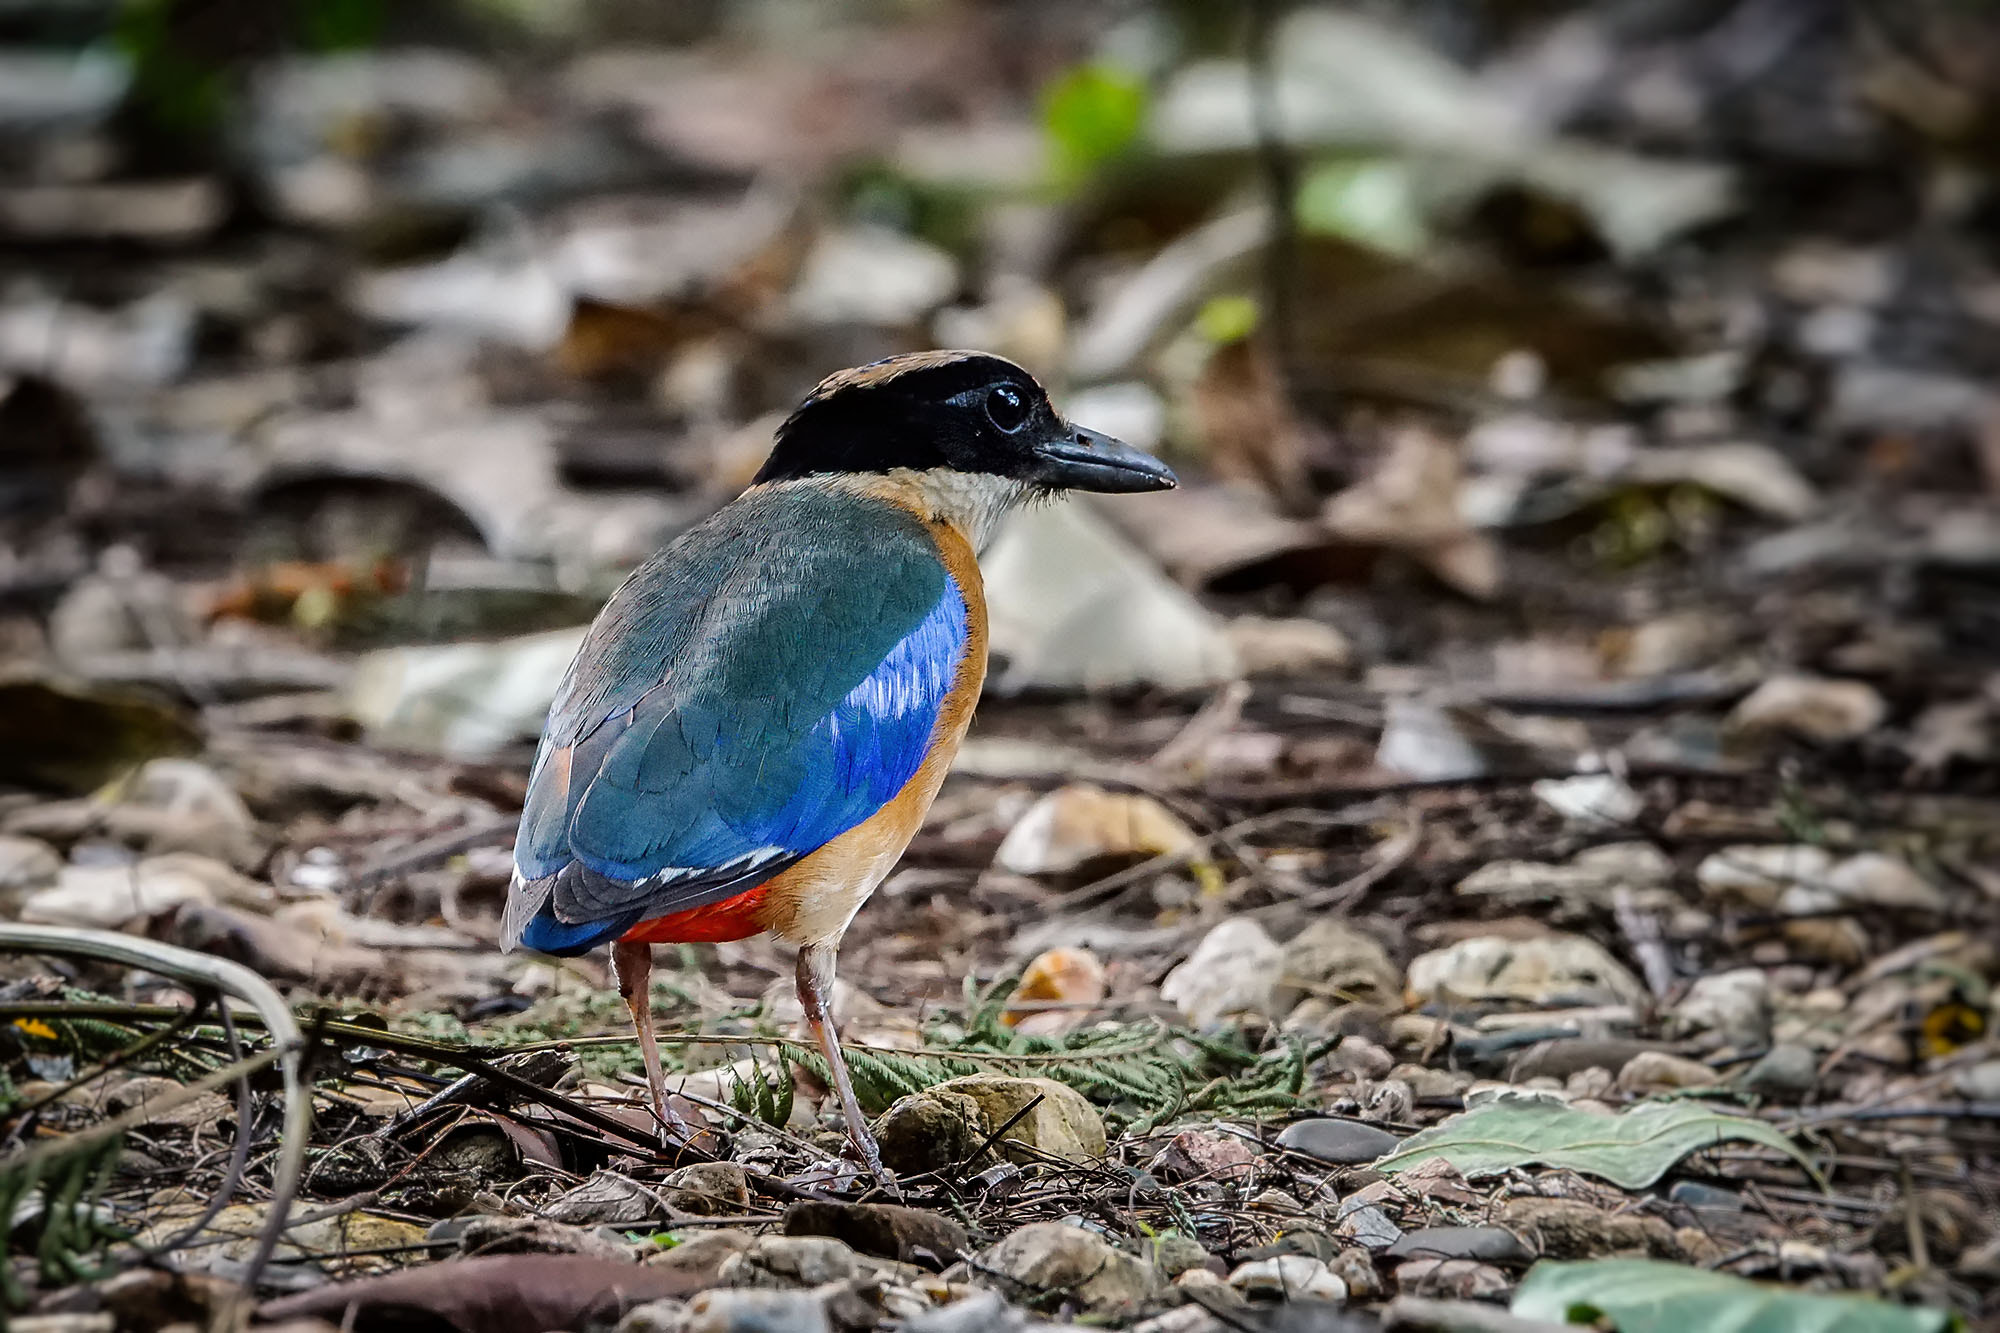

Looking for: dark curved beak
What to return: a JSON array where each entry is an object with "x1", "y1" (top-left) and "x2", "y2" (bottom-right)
[{"x1": 1028, "y1": 425, "x2": 1177, "y2": 494}]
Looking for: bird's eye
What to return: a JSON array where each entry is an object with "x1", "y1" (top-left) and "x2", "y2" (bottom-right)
[{"x1": 984, "y1": 385, "x2": 1029, "y2": 433}]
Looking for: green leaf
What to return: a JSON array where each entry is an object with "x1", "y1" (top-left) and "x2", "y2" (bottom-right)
[
  {"x1": 1042, "y1": 63, "x2": 1148, "y2": 183},
  {"x1": 1296, "y1": 159, "x2": 1429, "y2": 255},
  {"x1": 1513, "y1": 1259, "x2": 1960, "y2": 1333},
  {"x1": 1372, "y1": 1093, "x2": 1821, "y2": 1189}
]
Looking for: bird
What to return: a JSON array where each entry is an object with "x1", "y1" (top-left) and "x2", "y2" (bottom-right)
[{"x1": 501, "y1": 350, "x2": 1175, "y2": 1179}]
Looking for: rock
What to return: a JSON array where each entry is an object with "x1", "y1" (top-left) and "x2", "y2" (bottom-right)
[
  {"x1": 1696, "y1": 844, "x2": 1836, "y2": 911},
  {"x1": 782, "y1": 1202, "x2": 966, "y2": 1269},
  {"x1": 1327, "y1": 1248, "x2": 1381, "y2": 1301},
  {"x1": 1146, "y1": 1233, "x2": 1215, "y2": 1280},
  {"x1": 1002, "y1": 947, "x2": 1107, "y2": 1036},
  {"x1": 1161, "y1": 920, "x2": 1286, "y2": 1026},
  {"x1": 645, "y1": 1229, "x2": 755, "y2": 1284},
  {"x1": 877, "y1": 1075, "x2": 1104, "y2": 1174},
  {"x1": 662, "y1": 1163, "x2": 750, "y2": 1217},
  {"x1": 682, "y1": 1287, "x2": 833, "y2": 1333},
  {"x1": 718, "y1": 1235, "x2": 868, "y2": 1290},
  {"x1": 1394, "y1": 1258, "x2": 1509, "y2": 1299},
  {"x1": 875, "y1": 1089, "x2": 988, "y2": 1175},
  {"x1": 975, "y1": 1222, "x2": 1167, "y2": 1316},
  {"x1": 1405, "y1": 933, "x2": 1649, "y2": 1007},
  {"x1": 1147, "y1": 1128, "x2": 1259, "y2": 1183},
  {"x1": 1225, "y1": 616, "x2": 1351, "y2": 676},
  {"x1": 1616, "y1": 1051, "x2": 1720, "y2": 1094},
  {"x1": 1726, "y1": 674, "x2": 1886, "y2": 744},
  {"x1": 1281, "y1": 920, "x2": 1399, "y2": 1008},
  {"x1": 995, "y1": 786, "x2": 1198, "y2": 876},
  {"x1": 1333, "y1": 1200, "x2": 1403, "y2": 1249},
  {"x1": 1668, "y1": 1182, "x2": 1744, "y2": 1212},
  {"x1": 1275, "y1": 1119, "x2": 1402, "y2": 1166},
  {"x1": 1954, "y1": 1061, "x2": 2000, "y2": 1102},
  {"x1": 1229, "y1": 1255, "x2": 1348, "y2": 1302},
  {"x1": 1392, "y1": 1064, "x2": 1470, "y2": 1100},
  {"x1": 1499, "y1": 1198, "x2": 1682, "y2": 1260},
  {"x1": 1736, "y1": 1043, "x2": 1818, "y2": 1099},
  {"x1": 1670, "y1": 969, "x2": 1772, "y2": 1048},
  {"x1": 1329, "y1": 1037, "x2": 1395, "y2": 1081},
  {"x1": 1385, "y1": 1227, "x2": 1530, "y2": 1265},
  {"x1": 616, "y1": 1298, "x2": 690, "y2": 1333}
]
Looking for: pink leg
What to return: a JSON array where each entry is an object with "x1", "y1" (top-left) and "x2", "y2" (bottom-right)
[
  {"x1": 797, "y1": 941, "x2": 893, "y2": 1186},
  {"x1": 613, "y1": 939, "x2": 693, "y2": 1145}
]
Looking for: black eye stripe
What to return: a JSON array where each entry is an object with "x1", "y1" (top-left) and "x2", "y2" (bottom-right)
[{"x1": 985, "y1": 385, "x2": 1029, "y2": 432}]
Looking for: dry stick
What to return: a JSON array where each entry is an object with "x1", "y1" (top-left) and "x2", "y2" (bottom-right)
[{"x1": 0, "y1": 924, "x2": 308, "y2": 1299}]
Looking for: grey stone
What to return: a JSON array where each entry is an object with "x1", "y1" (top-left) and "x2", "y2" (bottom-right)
[
  {"x1": 1736, "y1": 1043, "x2": 1818, "y2": 1099},
  {"x1": 782, "y1": 1201, "x2": 966, "y2": 1269},
  {"x1": 663, "y1": 1162, "x2": 750, "y2": 1217},
  {"x1": 975, "y1": 1221, "x2": 1167, "y2": 1316},
  {"x1": 1275, "y1": 1118, "x2": 1401, "y2": 1165},
  {"x1": 682, "y1": 1287, "x2": 832, "y2": 1333},
  {"x1": 1385, "y1": 1226, "x2": 1530, "y2": 1265},
  {"x1": 717, "y1": 1235, "x2": 867, "y2": 1290}
]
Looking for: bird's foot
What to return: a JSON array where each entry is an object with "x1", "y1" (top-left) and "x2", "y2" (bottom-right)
[{"x1": 845, "y1": 1124, "x2": 902, "y2": 1200}]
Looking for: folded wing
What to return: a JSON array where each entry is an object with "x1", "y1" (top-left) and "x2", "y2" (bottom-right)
[{"x1": 503, "y1": 488, "x2": 966, "y2": 955}]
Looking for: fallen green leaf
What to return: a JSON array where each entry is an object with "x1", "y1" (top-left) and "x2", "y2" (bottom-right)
[
  {"x1": 1513, "y1": 1259, "x2": 1959, "y2": 1333},
  {"x1": 1372, "y1": 1093, "x2": 1820, "y2": 1189},
  {"x1": 1042, "y1": 63, "x2": 1147, "y2": 183},
  {"x1": 1296, "y1": 158, "x2": 1429, "y2": 255}
]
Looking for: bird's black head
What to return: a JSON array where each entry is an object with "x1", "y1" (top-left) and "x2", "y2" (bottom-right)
[{"x1": 753, "y1": 351, "x2": 1176, "y2": 494}]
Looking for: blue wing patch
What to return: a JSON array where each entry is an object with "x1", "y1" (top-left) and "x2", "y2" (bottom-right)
[
  {"x1": 504, "y1": 485, "x2": 972, "y2": 955},
  {"x1": 567, "y1": 582, "x2": 966, "y2": 882}
]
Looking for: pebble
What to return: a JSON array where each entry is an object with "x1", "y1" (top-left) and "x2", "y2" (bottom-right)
[
  {"x1": 1670, "y1": 968, "x2": 1772, "y2": 1049},
  {"x1": 1274, "y1": 1118, "x2": 1401, "y2": 1165},
  {"x1": 718, "y1": 1235, "x2": 869, "y2": 1290},
  {"x1": 782, "y1": 1201, "x2": 966, "y2": 1269},
  {"x1": 1615, "y1": 1050, "x2": 1721, "y2": 1094},
  {"x1": 1385, "y1": 1226, "x2": 1530, "y2": 1265},
  {"x1": 681, "y1": 1288, "x2": 833, "y2": 1333},
  {"x1": 1227, "y1": 1255, "x2": 1348, "y2": 1302},
  {"x1": 975, "y1": 1221, "x2": 1166, "y2": 1316},
  {"x1": 1146, "y1": 1127, "x2": 1258, "y2": 1183},
  {"x1": 1393, "y1": 1257, "x2": 1510, "y2": 1300},
  {"x1": 1332, "y1": 1200, "x2": 1402, "y2": 1250},
  {"x1": 662, "y1": 1162, "x2": 751, "y2": 1217},
  {"x1": 1736, "y1": 1043, "x2": 1819, "y2": 1099},
  {"x1": 1160, "y1": 919, "x2": 1285, "y2": 1026},
  {"x1": 876, "y1": 1074, "x2": 1105, "y2": 1174}
]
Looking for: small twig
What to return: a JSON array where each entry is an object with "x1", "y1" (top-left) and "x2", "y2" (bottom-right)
[{"x1": 951, "y1": 1093, "x2": 1047, "y2": 1183}]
